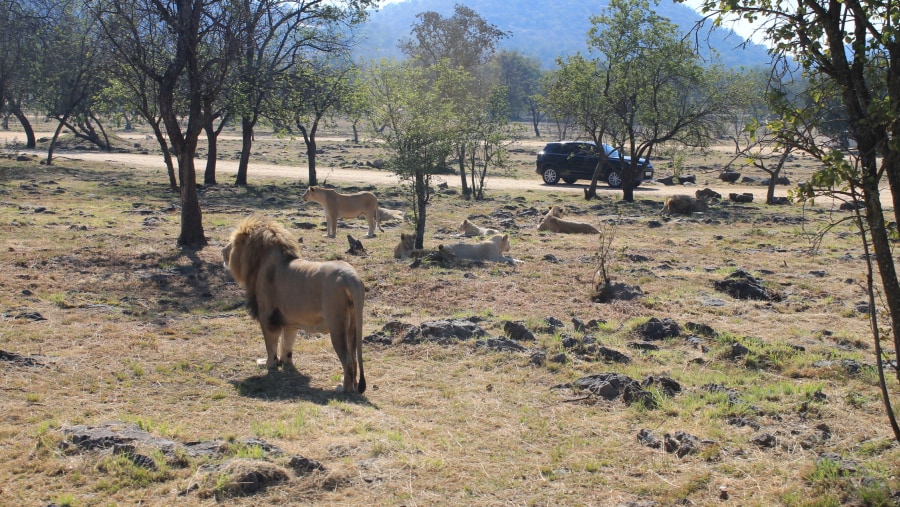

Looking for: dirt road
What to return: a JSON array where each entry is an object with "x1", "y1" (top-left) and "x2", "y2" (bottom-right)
[{"x1": 8, "y1": 141, "x2": 791, "y2": 201}]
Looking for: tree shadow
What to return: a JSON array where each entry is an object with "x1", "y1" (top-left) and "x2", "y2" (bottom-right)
[{"x1": 230, "y1": 366, "x2": 373, "y2": 407}]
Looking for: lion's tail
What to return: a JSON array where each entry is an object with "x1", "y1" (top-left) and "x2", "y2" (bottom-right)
[{"x1": 350, "y1": 282, "x2": 366, "y2": 394}]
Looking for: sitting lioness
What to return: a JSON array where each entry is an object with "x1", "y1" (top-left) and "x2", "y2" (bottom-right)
[
  {"x1": 393, "y1": 232, "x2": 440, "y2": 260},
  {"x1": 439, "y1": 234, "x2": 513, "y2": 263},
  {"x1": 302, "y1": 186, "x2": 382, "y2": 238},
  {"x1": 393, "y1": 232, "x2": 417, "y2": 259},
  {"x1": 538, "y1": 215, "x2": 599, "y2": 234},
  {"x1": 458, "y1": 219, "x2": 500, "y2": 237}
]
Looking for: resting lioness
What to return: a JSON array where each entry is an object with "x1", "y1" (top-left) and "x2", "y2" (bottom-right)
[
  {"x1": 302, "y1": 186, "x2": 382, "y2": 238},
  {"x1": 538, "y1": 215, "x2": 599, "y2": 234},
  {"x1": 544, "y1": 205, "x2": 566, "y2": 219},
  {"x1": 458, "y1": 219, "x2": 500, "y2": 237},
  {"x1": 661, "y1": 195, "x2": 709, "y2": 215},
  {"x1": 377, "y1": 207, "x2": 405, "y2": 223},
  {"x1": 439, "y1": 234, "x2": 514, "y2": 263}
]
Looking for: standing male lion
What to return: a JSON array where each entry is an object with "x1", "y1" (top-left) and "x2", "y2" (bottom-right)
[
  {"x1": 302, "y1": 186, "x2": 382, "y2": 238},
  {"x1": 222, "y1": 215, "x2": 366, "y2": 394}
]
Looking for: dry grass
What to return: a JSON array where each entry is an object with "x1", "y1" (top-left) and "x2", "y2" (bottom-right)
[{"x1": 0, "y1": 128, "x2": 898, "y2": 506}]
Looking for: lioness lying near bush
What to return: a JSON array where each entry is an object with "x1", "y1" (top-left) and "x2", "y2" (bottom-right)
[
  {"x1": 458, "y1": 218, "x2": 499, "y2": 237},
  {"x1": 439, "y1": 234, "x2": 517, "y2": 263},
  {"x1": 544, "y1": 205, "x2": 566, "y2": 219},
  {"x1": 377, "y1": 207, "x2": 405, "y2": 223},
  {"x1": 538, "y1": 215, "x2": 599, "y2": 234},
  {"x1": 661, "y1": 195, "x2": 709, "y2": 215},
  {"x1": 302, "y1": 186, "x2": 382, "y2": 238}
]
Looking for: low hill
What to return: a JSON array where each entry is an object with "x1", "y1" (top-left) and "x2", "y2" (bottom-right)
[{"x1": 354, "y1": 0, "x2": 772, "y2": 69}]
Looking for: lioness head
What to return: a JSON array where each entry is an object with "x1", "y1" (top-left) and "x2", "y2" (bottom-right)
[
  {"x1": 493, "y1": 233, "x2": 511, "y2": 254},
  {"x1": 393, "y1": 232, "x2": 417, "y2": 259},
  {"x1": 301, "y1": 186, "x2": 317, "y2": 203},
  {"x1": 545, "y1": 205, "x2": 565, "y2": 219}
]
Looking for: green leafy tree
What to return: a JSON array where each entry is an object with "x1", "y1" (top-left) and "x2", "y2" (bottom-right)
[
  {"x1": 399, "y1": 4, "x2": 508, "y2": 71},
  {"x1": 482, "y1": 50, "x2": 545, "y2": 134},
  {"x1": 366, "y1": 59, "x2": 461, "y2": 248},
  {"x1": 269, "y1": 59, "x2": 358, "y2": 186},
  {"x1": 0, "y1": 0, "x2": 45, "y2": 148},
  {"x1": 586, "y1": 0, "x2": 742, "y2": 201},
  {"x1": 400, "y1": 4, "x2": 508, "y2": 197},
  {"x1": 695, "y1": 0, "x2": 900, "y2": 441},
  {"x1": 38, "y1": 2, "x2": 111, "y2": 164},
  {"x1": 230, "y1": 0, "x2": 373, "y2": 187},
  {"x1": 93, "y1": 0, "x2": 241, "y2": 248}
]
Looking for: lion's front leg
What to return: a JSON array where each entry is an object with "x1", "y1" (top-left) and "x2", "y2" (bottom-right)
[
  {"x1": 260, "y1": 323, "x2": 281, "y2": 370},
  {"x1": 278, "y1": 326, "x2": 299, "y2": 369},
  {"x1": 325, "y1": 212, "x2": 337, "y2": 238},
  {"x1": 365, "y1": 213, "x2": 377, "y2": 238}
]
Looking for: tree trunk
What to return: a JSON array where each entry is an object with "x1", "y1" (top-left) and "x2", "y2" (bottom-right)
[
  {"x1": 298, "y1": 124, "x2": 318, "y2": 186},
  {"x1": 585, "y1": 159, "x2": 603, "y2": 200},
  {"x1": 46, "y1": 114, "x2": 70, "y2": 166},
  {"x1": 457, "y1": 145, "x2": 470, "y2": 199},
  {"x1": 235, "y1": 116, "x2": 255, "y2": 186},
  {"x1": 306, "y1": 135, "x2": 317, "y2": 186},
  {"x1": 10, "y1": 105, "x2": 36, "y2": 149},
  {"x1": 414, "y1": 169, "x2": 427, "y2": 250},
  {"x1": 621, "y1": 162, "x2": 636, "y2": 202},
  {"x1": 883, "y1": 148, "x2": 900, "y2": 227},
  {"x1": 149, "y1": 120, "x2": 178, "y2": 191},
  {"x1": 204, "y1": 118, "x2": 218, "y2": 186},
  {"x1": 177, "y1": 149, "x2": 207, "y2": 248},
  {"x1": 529, "y1": 103, "x2": 541, "y2": 137}
]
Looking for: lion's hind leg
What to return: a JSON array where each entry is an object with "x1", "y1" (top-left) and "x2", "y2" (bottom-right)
[
  {"x1": 365, "y1": 211, "x2": 377, "y2": 238},
  {"x1": 330, "y1": 324, "x2": 358, "y2": 393}
]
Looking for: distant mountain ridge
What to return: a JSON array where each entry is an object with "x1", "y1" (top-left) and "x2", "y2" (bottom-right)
[{"x1": 354, "y1": 0, "x2": 772, "y2": 69}]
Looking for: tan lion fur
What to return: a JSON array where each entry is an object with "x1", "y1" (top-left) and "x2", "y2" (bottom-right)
[
  {"x1": 393, "y1": 232, "x2": 417, "y2": 259},
  {"x1": 392, "y1": 232, "x2": 438, "y2": 260},
  {"x1": 302, "y1": 186, "x2": 382, "y2": 238},
  {"x1": 662, "y1": 195, "x2": 709, "y2": 215},
  {"x1": 538, "y1": 215, "x2": 599, "y2": 234},
  {"x1": 458, "y1": 218, "x2": 500, "y2": 237},
  {"x1": 223, "y1": 215, "x2": 366, "y2": 394},
  {"x1": 377, "y1": 207, "x2": 405, "y2": 223},
  {"x1": 545, "y1": 205, "x2": 566, "y2": 219},
  {"x1": 439, "y1": 234, "x2": 513, "y2": 262}
]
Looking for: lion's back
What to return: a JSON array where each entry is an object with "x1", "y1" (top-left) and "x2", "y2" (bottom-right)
[{"x1": 334, "y1": 192, "x2": 379, "y2": 219}]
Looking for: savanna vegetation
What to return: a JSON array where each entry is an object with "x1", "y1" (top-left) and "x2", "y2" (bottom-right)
[
  {"x1": 1, "y1": 0, "x2": 899, "y2": 503},
  {"x1": 0, "y1": 129, "x2": 897, "y2": 505}
]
